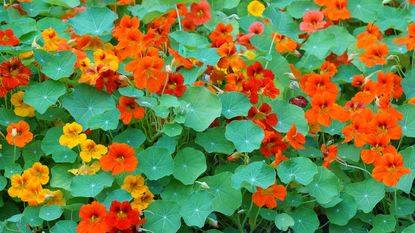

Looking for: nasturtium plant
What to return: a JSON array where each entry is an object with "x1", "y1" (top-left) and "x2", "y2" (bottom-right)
[{"x1": 1, "y1": 0, "x2": 415, "y2": 232}]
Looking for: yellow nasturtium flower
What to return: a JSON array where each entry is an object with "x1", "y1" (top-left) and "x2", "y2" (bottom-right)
[
  {"x1": 8, "y1": 173, "x2": 31, "y2": 198},
  {"x1": 59, "y1": 122, "x2": 87, "y2": 149},
  {"x1": 41, "y1": 28, "x2": 68, "y2": 52},
  {"x1": 45, "y1": 189, "x2": 66, "y2": 206},
  {"x1": 131, "y1": 187, "x2": 154, "y2": 211},
  {"x1": 20, "y1": 183, "x2": 48, "y2": 206},
  {"x1": 68, "y1": 161, "x2": 101, "y2": 176},
  {"x1": 93, "y1": 49, "x2": 119, "y2": 71},
  {"x1": 247, "y1": 0, "x2": 265, "y2": 17},
  {"x1": 122, "y1": 175, "x2": 147, "y2": 198},
  {"x1": 24, "y1": 162, "x2": 49, "y2": 185},
  {"x1": 79, "y1": 139, "x2": 107, "y2": 162},
  {"x1": 10, "y1": 91, "x2": 35, "y2": 117},
  {"x1": 243, "y1": 51, "x2": 257, "y2": 60}
]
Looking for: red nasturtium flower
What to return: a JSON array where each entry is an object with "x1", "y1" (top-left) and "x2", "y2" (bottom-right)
[
  {"x1": 284, "y1": 124, "x2": 306, "y2": 149},
  {"x1": 128, "y1": 56, "x2": 167, "y2": 93},
  {"x1": 321, "y1": 144, "x2": 338, "y2": 168},
  {"x1": 77, "y1": 201, "x2": 108, "y2": 233},
  {"x1": 360, "y1": 43, "x2": 389, "y2": 67},
  {"x1": 299, "y1": 10, "x2": 326, "y2": 33},
  {"x1": 100, "y1": 143, "x2": 138, "y2": 175},
  {"x1": 6, "y1": 120, "x2": 33, "y2": 148},
  {"x1": 187, "y1": 0, "x2": 211, "y2": 26},
  {"x1": 252, "y1": 183, "x2": 287, "y2": 209},
  {"x1": 117, "y1": 96, "x2": 145, "y2": 125},
  {"x1": 95, "y1": 69, "x2": 123, "y2": 94},
  {"x1": 0, "y1": 57, "x2": 31, "y2": 97},
  {"x1": 105, "y1": 201, "x2": 144, "y2": 231},
  {"x1": 159, "y1": 73, "x2": 187, "y2": 97},
  {"x1": 372, "y1": 152, "x2": 411, "y2": 187},
  {"x1": 394, "y1": 23, "x2": 415, "y2": 51},
  {"x1": 357, "y1": 23, "x2": 383, "y2": 49},
  {"x1": 323, "y1": 0, "x2": 350, "y2": 21},
  {"x1": 0, "y1": 29, "x2": 20, "y2": 46}
]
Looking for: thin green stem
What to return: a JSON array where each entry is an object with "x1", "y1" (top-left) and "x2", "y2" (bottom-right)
[
  {"x1": 241, "y1": 200, "x2": 254, "y2": 232},
  {"x1": 265, "y1": 32, "x2": 278, "y2": 69},
  {"x1": 249, "y1": 207, "x2": 260, "y2": 233}
]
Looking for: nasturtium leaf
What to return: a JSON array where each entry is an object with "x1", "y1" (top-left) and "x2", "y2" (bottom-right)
[
  {"x1": 225, "y1": 120, "x2": 264, "y2": 152},
  {"x1": 305, "y1": 167, "x2": 341, "y2": 204},
  {"x1": 50, "y1": 164, "x2": 73, "y2": 191},
  {"x1": 0, "y1": 108, "x2": 23, "y2": 126},
  {"x1": 20, "y1": 1, "x2": 50, "y2": 17},
  {"x1": 160, "y1": 180, "x2": 194, "y2": 204},
  {"x1": 144, "y1": 201, "x2": 181, "y2": 233},
  {"x1": 396, "y1": 146, "x2": 415, "y2": 193},
  {"x1": 23, "y1": 141, "x2": 44, "y2": 169},
  {"x1": 263, "y1": 7, "x2": 301, "y2": 42},
  {"x1": 347, "y1": 0, "x2": 382, "y2": 23},
  {"x1": 231, "y1": 161, "x2": 276, "y2": 191},
  {"x1": 326, "y1": 193, "x2": 357, "y2": 226},
  {"x1": 402, "y1": 70, "x2": 415, "y2": 98},
  {"x1": 4, "y1": 164, "x2": 22, "y2": 178},
  {"x1": 113, "y1": 128, "x2": 146, "y2": 148},
  {"x1": 398, "y1": 105, "x2": 415, "y2": 137},
  {"x1": 0, "y1": 176, "x2": 7, "y2": 191},
  {"x1": 260, "y1": 209, "x2": 278, "y2": 221},
  {"x1": 22, "y1": 207, "x2": 43, "y2": 227},
  {"x1": 70, "y1": 172, "x2": 114, "y2": 197},
  {"x1": 180, "y1": 86, "x2": 222, "y2": 132},
  {"x1": 402, "y1": 224, "x2": 415, "y2": 233},
  {"x1": 286, "y1": 1, "x2": 320, "y2": 18},
  {"x1": 63, "y1": 84, "x2": 116, "y2": 129},
  {"x1": 45, "y1": 0, "x2": 80, "y2": 8},
  {"x1": 277, "y1": 157, "x2": 318, "y2": 185},
  {"x1": 50, "y1": 220, "x2": 77, "y2": 233},
  {"x1": 88, "y1": 109, "x2": 120, "y2": 131},
  {"x1": 118, "y1": 86, "x2": 144, "y2": 98},
  {"x1": 155, "y1": 135, "x2": 178, "y2": 154},
  {"x1": 270, "y1": 100, "x2": 308, "y2": 135},
  {"x1": 390, "y1": 197, "x2": 415, "y2": 217},
  {"x1": 34, "y1": 50, "x2": 76, "y2": 80},
  {"x1": 24, "y1": 80, "x2": 66, "y2": 114},
  {"x1": 39, "y1": 205, "x2": 63, "y2": 221},
  {"x1": 219, "y1": 92, "x2": 251, "y2": 119},
  {"x1": 101, "y1": 189, "x2": 133, "y2": 209},
  {"x1": 200, "y1": 172, "x2": 242, "y2": 216},
  {"x1": 371, "y1": 215, "x2": 396, "y2": 233},
  {"x1": 186, "y1": 48, "x2": 221, "y2": 66},
  {"x1": 170, "y1": 31, "x2": 209, "y2": 48},
  {"x1": 195, "y1": 127, "x2": 235, "y2": 154},
  {"x1": 138, "y1": 146, "x2": 174, "y2": 180},
  {"x1": 173, "y1": 147, "x2": 207, "y2": 185},
  {"x1": 128, "y1": 2, "x2": 174, "y2": 24},
  {"x1": 41, "y1": 127, "x2": 74, "y2": 155},
  {"x1": 250, "y1": 34, "x2": 271, "y2": 52},
  {"x1": 180, "y1": 191, "x2": 214, "y2": 228},
  {"x1": 163, "y1": 122, "x2": 183, "y2": 137},
  {"x1": 291, "y1": 208, "x2": 319, "y2": 233},
  {"x1": 52, "y1": 150, "x2": 77, "y2": 163},
  {"x1": 274, "y1": 213, "x2": 295, "y2": 231},
  {"x1": 69, "y1": 7, "x2": 117, "y2": 36},
  {"x1": 345, "y1": 179, "x2": 385, "y2": 213},
  {"x1": 329, "y1": 219, "x2": 367, "y2": 233}
]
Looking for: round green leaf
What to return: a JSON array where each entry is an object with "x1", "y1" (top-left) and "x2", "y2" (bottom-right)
[
  {"x1": 271, "y1": 100, "x2": 309, "y2": 135},
  {"x1": 291, "y1": 208, "x2": 319, "y2": 233},
  {"x1": 113, "y1": 128, "x2": 146, "y2": 148},
  {"x1": 118, "y1": 86, "x2": 144, "y2": 98},
  {"x1": 62, "y1": 84, "x2": 116, "y2": 129},
  {"x1": 371, "y1": 215, "x2": 396, "y2": 233},
  {"x1": 275, "y1": 213, "x2": 295, "y2": 231},
  {"x1": 34, "y1": 50, "x2": 77, "y2": 80},
  {"x1": 219, "y1": 92, "x2": 251, "y2": 119},
  {"x1": 402, "y1": 224, "x2": 415, "y2": 233},
  {"x1": 50, "y1": 164, "x2": 73, "y2": 191},
  {"x1": 200, "y1": 172, "x2": 242, "y2": 216},
  {"x1": 173, "y1": 147, "x2": 207, "y2": 185},
  {"x1": 305, "y1": 167, "x2": 341, "y2": 204},
  {"x1": 88, "y1": 109, "x2": 120, "y2": 131},
  {"x1": 277, "y1": 157, "x2": 318, "y2": 185},
  {"x1": 163, "y1": 122, "x2": 183, "y2": 137},
  {"x1": 180, "y1": 86, "x2": 222, "y2": 132},
  {"x1": 396, "y1": 146, "x2": 415, "y2": 193},
  {"x1": 169, "y1": 31, "x2": 209, "y2": 48},
  {"x1": 225, "y1": 120, "x2": 264, "y2": 152},
  {"x1": 50, "y1": 220, "x2": 77, "y2": 233},
  {"x1": 160, "y1": 180, "x2": 194, "y2": 204},
  {"x1": 24, "y1": 80, "x2": 66, "y2": 114},
  {"x1": 345, "y1": 179, "x2": 385, "y2": 213},
  {"x1": 398, "y1": 105, "x2": 415, "y2": 138},
  {"x1": 144, "y1": 201, "x2": 181, "y2": 233},
  {"x1": 138, "y1": 146, "x2": 174, "y2": 180},
  {"x1": 101, "y1": 189, "x2": 133, "y2": 209},
  {"x1": 39, "y1": 205, "x2": 63, "y2": 221},
  {"x1": 70, "y1": 172, "x2": 114, "y2": 197},
  {"x1": 69, "y1": 7, "x2": 118, "y2": 36},
  {"x1": 45, "y1": 0, "x2": 80, "y2": 8},
  {"x1": 326, "y1": 193, "x2": 357, "y2": 226},
  {"x1": 231, "y1": 161, "x2": 276, "y2": 191},
  {"x1": 180, "y1": 191, "x2": 214, "y2": 228},
  {"x1": 195, "y1": 127, "x2": 235, "y2": 154},
  {"x1": 22, "y1": 207, "x2": 43, "y2": 227}
]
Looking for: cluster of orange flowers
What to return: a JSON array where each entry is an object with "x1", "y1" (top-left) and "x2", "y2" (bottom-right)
[
  {"x1": 357, "y1": 24, "x2": 389, "y2": 67},
  {"x1": 8, "y1": 162, "x2": 64, "y2": 206}
]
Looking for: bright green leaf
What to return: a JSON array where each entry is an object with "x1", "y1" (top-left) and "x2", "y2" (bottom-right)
[
  {"x1": 39, "y1": 205, "x2": 63, "y2": 221},
  {"x1": 144, "y1": 201, "x2": 181, "y2": 233},
  {"x1": 232, "y1": 161, "x2": 276, "y2": 191},
  {"x1": 195, "y1": 127, "x2": 235, "y2": 154},
  {"x1": 219, "y1": 92, "x2": 251, "y2": 119},
  {"x1": 180, "y1": 191, "x2": 214, "y2": 227},
  {"x1": 306, "y1": 167, "x2": 341, "y2": 204},
  {"x1": 270, "y1": 100, "x2": 309, "y2": 135},
  {"x1": 345, "y1": 179, "x2": 385, "y2": 213},
  {"x1": 70, "y1": 172, "x2": 114, "y2": 197},
  {"x1": 35, "y1": 50, "x2": 76, "y2": 80},
  {"x1": 225, "y1": 120, "x2": 264, "y2": 152},
  {"x1": 24, "y1": 80, "x2": 66, "y2": 114},
  {"x1": 291, "y1": 208, "x2": 319, "y2": 233},
  {"x1": 326, "y1": 193, "x2": 357, "y2": 226},
  {"x1": 69, "y1": 7, "x2": 117, "y2": 36},
  {"x1": 138, "y1": 146, "x2": 174, "y2": 180},
  {"x1": 277, "y1": 157, "x2": 318, "y2": 185},
  {"x1": 173, "y1": 147, "x2": 206, "y2": 185},
  {"x1": 275, "y1": 213, "x2": 295, "y2": 231}
]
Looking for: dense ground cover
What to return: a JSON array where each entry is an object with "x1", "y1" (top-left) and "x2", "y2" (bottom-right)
[{"x1": 0, "y1": 0, "x2": 415, "y2": 232}]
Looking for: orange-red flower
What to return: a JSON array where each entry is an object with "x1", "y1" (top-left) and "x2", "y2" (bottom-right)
[
  {"x1": 112, "y1": 15, "x2": 140, "y2": 40},
  {"x1": 117, "y1": 96, "x2": 145, "y2": 125},
  {"x1": 273, "y1": 33, "x2": 297, "y2": 54},
  {"x1": 248, "y1": 103, "x2": 278, "y2": 130},
  {"x1": 321, "y1": 144, "x2": 338, "y2": 168},
  {"x1": 394, "y1": 23, "x2": 415, "y2": 51},
  {"x1": 209, "y1": 23, "x2": 233, "y2": 47},
  {"x1": 284, "y1": 124, "x2": 306, "y2": 149},
  {"x1": 323, "y1": 0, "x2": 350, "y2": 21},
  {"x1": 260, "y1": 131, "x2": 289, "y2": 158},
  {"x1": 77, "y1": 201, "x2": 108, "y2": 233},
  {"x1": 100, "y1": 143, "x2": 138, "y2": 175},
  {"x1": 357, "y1": 23, "x2": 383, "y2": 48},
  {"x1": 217, "y1": 42, "x2": 246, "y2": 71},
  {"x1": 105, "y1": 201, "x2": 144, "y2": 231},
  {"x1": 6, "y1": 120, "x2": 33, "y2": 148},
  {"x1": 372, "y1": 152, "x2": 411, "y2": 187},
  {"x1": 299, "y1": 10, "x2": 326, "y2": 33},
  {"x1": 305, "y1": 92, "x2": 350, "y2": 127},
  {"x1": 270, "y1": 150, "x2": 288, "y2": 168},
  {"x1": 128, "y1": 56, "x2": 166, "y2": 93},
  {"x1": 0, "y1": 57, "x2": 31, "y2": 97},
  {"x1": 342, "y1": 109, "x2": 376, "y2": 147},
  {"x1": 300, "y1": 73, "x2": 338, "y2": 97},
  {"x1": 360, "y1": 43, "x2": 389, "y2": 67},
  {"x1": 187, "y1": 0, "x2": 211, "y2": 26},
  {"x1": 0, "y1": 29, "x2": 19, "y2": 46},
  {"x1": 252, "y1": 183, "x2": 287, "y2": 209},
  {"x1": 159, "y1": 73, "x2": 187, "y2": 97},
  {"x1": 360, "y1": 134, "x2": 391, "y2": 165}
]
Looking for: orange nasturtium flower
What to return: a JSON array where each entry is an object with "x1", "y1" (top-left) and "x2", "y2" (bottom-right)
[
  {"x1": 323, "y1": 0, "x2": 350, "y2": 21},
  {"x1": 41, "y1": 28, "x2": 70, "y2": 51},
  {"x1": 394, "y1": 23, "x2": 415, "y2": 51},
  {"x1": 44, "y1": 189, "x2": 66, "y2": 206},
  {"x1": 305, "y1": 92, "x2": 349, "y2": 127},
  {"x1": 24, "y1": 162, "x2": 49, "y2": 185},
  {"x1": 6, "y1": 120, "x2": 33, "y2": 148},
  {"x1": 217, "y1": 42, "x2": 246, "y2": 71},
  {"x1": 77, "y1": 201, "x2": 108, "y2": 233},
  {"x1": 356, "y1": 23, "x2": 383, "y2": 49},
  {"x1": 273, "y1": 33, "x2": 297, "y2": 54},
  {"x1": 20, "y1": 182, "x2": 49, "y2": 206},
  {"x1": 247, "y1": 0, "x2": 265, "y2": 17},
  {"x1": 117, "y1": 96, "x2": 145, "y2": 125},
  {"x1": 0, "y1": 29, "x2": 20, "y2": 46},
  {"x1": 59, "y1": 122, "x2": 87, "y2": 149},
  {"x1": 284, "y1": 124, "x2": 306, "y2": 149},
  {"x1": 10, "y1": 91, "x2": 35, "y2": 117},
  {"x1": 252, "y1": 183, "x2": 287, "y2": 209},
  {"x1": 321, "y1": 144, "x2": 338, "y2": 168},
  {"x1": 100, "y1": 143, "x2": 138, "y2": 175},
  {"x1": 299, "y1": 10, "x2": 326, "y2": 33},
  {"x1": 8, "y1": 173, "x2": 32, "y2": 198},
  {"x1": 128, "y1": 56, "x2": 167, "y2": 93},
  {"x1": 122, "y1": 175, "x2": 146, "y2": 198},
  {"x1": 360, "y1": 43, "x2": 389, "y2": 67},
  {"x1": 131, "y1": 187, "x2": 154, "y2": 211},
  {"x1": 80, "y1": 139, "x2": 108, "y2": 162},
  {"x1": 372, "y1": 152, "x2": 411, "y2": 187},
  {"x1": 187, "y1": 0, "x2": 212, "y2": 26}
]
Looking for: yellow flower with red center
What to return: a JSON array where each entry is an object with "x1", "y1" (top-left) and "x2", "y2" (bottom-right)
[
  {"x1": 10, "y1": 91, "x2": 35, "y2": 117},
  {"x1": 80, "y1": 139, "x2": 107, "y2": 162},
  {"x1": 121, "y1": 175, "x2": 147, "y2": 198},
  {"x1": 59, "y1": 122, "x2": 87, "y2": 149},
  {"x1": 41, "y1": 28, "x2": 69, "y2": 51},
  {"x1": 131, "y1": 187, "x2": 154, "y2": 211},
  {"x1": 93, "y1": 49, "x2": 119, "y2": 71}
]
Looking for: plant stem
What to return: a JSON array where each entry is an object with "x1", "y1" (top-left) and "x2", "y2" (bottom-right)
[
  {"x1": 265, "y1": 32, "x2": 278, "y2": 69},
  {"x1": 241, "y1": 200, "x2": 254, "y2": 232}
]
